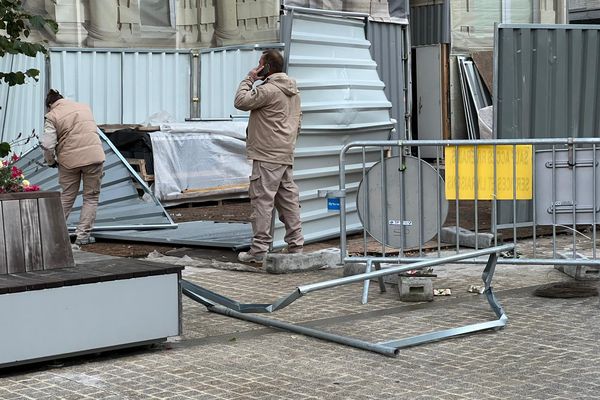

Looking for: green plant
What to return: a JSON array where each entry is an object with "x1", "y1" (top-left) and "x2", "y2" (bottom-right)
[{"x1": 0, "y1": 0, "x2": 58, "y2": 87}]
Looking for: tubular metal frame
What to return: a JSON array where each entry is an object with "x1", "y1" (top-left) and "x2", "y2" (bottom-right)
[{"x1": 183, "y1": 244, "x2": 511, "y2": 357}]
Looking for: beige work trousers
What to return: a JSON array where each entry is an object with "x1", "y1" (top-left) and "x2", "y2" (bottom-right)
[
  {"x1": 58, "y1": 163, "x2": 103, "y2": 240},
  {"x1": 248, "y1": 160, "x2": 304, "y2": 255}
]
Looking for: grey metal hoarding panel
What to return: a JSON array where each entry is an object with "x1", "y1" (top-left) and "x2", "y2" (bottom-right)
[
  {"x1": 494, "y1": 24, "x2": 600, "y2": 140},
  {"x1": 16, "y1": 129, "x2": 175, "y2": 231},
  {"x1": 367, "y1": 20, "x2": 409, "y2": 139},
  {"x1": 410, "y1": 2, "x2": 451, "y2": 46},
  {"x1": 275, "y1": 11, "x2": 394, "y2": 249},
  {"x1": 494, "y1": 24, "x2": 600, "y2": 227}
]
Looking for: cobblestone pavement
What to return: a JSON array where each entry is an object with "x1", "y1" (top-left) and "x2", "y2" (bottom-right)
[{"x1": 1, "y1": 237, "x2": 599, "y2": 399}]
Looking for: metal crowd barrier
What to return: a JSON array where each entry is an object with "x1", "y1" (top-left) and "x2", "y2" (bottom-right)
[{"x1": 326, "y1": 138, "x2": 600, "y2": 302}]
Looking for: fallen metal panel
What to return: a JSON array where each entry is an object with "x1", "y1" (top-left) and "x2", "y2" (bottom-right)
[
  {"x1": 366, "y1": 20, "x2": 409, "y2": 139},
  {"x1": 16, "y1": 129, "x2": 176, "y2": 231},
  {"x1": 0, "y1": 53, "x2": 46, "y2": 154},
  {"x1": 93, "y1": 221, "x2": 252, "y2": 250},
  {"x1": 49, "y1": 48, "x2": 191, "y2": 124},
  {"x1": 275, "y1": 10, "x2": 395, "y2": 249},
  {"x1": 199, "y1": 44, "x2": 285, "y2": 119}
]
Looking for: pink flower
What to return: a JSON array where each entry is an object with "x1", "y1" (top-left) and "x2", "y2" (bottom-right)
[
  {"x1": 24, "y1": 185, "x2": 40, "y2": 192},
  {"x1": 10, "y1": 166, "x2": 22, "y2": 178},
  {"x1": 10, "y1": 153, "x2": 19, "y2": 162}
]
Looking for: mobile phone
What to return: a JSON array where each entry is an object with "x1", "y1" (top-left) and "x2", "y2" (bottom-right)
[{"x1": 258, "y1": 63, "x2": 270, "y2": 78}]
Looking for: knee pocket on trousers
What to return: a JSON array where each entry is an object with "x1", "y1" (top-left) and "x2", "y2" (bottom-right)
[{"x1": 249, "y1": 174, "x2": 261, "y2": 200}]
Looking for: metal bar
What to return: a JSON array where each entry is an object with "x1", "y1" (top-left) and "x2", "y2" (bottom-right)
[
  {"x1": 379, "y1": 317, "x2": 507, "y2": 349},
  {"x1": 493, "y1": 145, "x2": 498, "y2": 247},
  {"x1": 381, "y1": 148, "x2": 387, "y2": 255},
  {"x1": 552, "y1": 146, "x2": 557, "y2": 257},
  {"x1": 455, "y1": 145, "x2": 460, "y2": 253},
  {"x1": 436, "y1": 145, "x2": 441, "y2": 257},
  {"x1": 361, "y1": 259, "x2": 373, "y2": 305},
  {"x1": 571, "y1": 142, "x2": 577, "y2": 258},
  {"x1": 417, "y1": 146, "x2": 423, "y2": 256},
  {"x1": 362, "y1": 146, "x2": 368, "y2": 256},
  {"x1": 512, "y1": 145, "x2": 517, "y2": 259},
  {"x1": 532, "y1": 147, "x2": 537, "y2": 258},
  {"x1": 208, "y1": 304, "x2": 399, "y2": 357},
  {"x1": 282, "y1": 5, "x2": 370, "y2": 18},
  {"x1": 474, "y1": 145, "x2": 479, "y2": 249},
  {"x1": 300, "y1": 245, "x2": 514, "y2": 294},
  {"x1": 341, "y1": 138, "x2": 600, "y2": 149},
  {"x1": 594, "y1": 144, "x2": 597, "y2": 259},
  {"x1": 339, "y1": 146, "x2": 349, "y2": 264},
  {"x1": 374, "y1": 262, "x2": 387, "y2": 293},
  {"x1": 344, "y1": 256, "x2": 600, "y2": 267}
]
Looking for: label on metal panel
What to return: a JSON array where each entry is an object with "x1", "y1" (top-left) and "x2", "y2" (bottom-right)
[
  {"x1": 388, "y1": 220, "x2": 413, "y2": 226},
  {"x1": 327, "y1": 198, "x2": 340, "y2": 211},
  {"x1": 444, "y1": 145, "x2": 533, "y2": 200}
]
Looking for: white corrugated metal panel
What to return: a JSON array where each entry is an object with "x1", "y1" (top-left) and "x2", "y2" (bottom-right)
[
  {"x1": 274, "y1": 11, "x2": 394, "y2": 248},
  {"x1": 122, "y1": 51, "x2": 190, "y2": 123},
  {"x1": 49, "y1": 49, "x2": 191, "y2": 124},
  {"x1": 50, "y1": 50, "x2": 122, "y2": 124},
  {"x1": 15, "y1": 129, "x2": 176, "y2": 231},
  {"x1": 200, "y1": 44, "x2": 284, "y2": 118},
  {"x1": 0, "y1": 53, "x2": 45, "y2": 153}
]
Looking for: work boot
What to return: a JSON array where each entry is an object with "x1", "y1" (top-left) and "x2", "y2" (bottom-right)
[
  {"x1": 283, "y1": 246, "x2": 303, "y2": 254},
  {"x1": 75, "y1": 236, "x2": 96, "y2": 246},
  {"x1": 237, "y1": 251, "x2": 265, "y2": 263}
]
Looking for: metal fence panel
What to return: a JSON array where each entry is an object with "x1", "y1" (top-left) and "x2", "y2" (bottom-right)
[
  {"x1": 199, "y1": 44, "x2": 284, "y2": 119},
  {"x1": 49, "y1": 49, "x2": 191, "y2": 124},
  {"x1": 49, "y1": 49, "x2": 122, "y2": 124},
  {"x1": 335, "y1": 138, "x2": 600, "y2": 270},
  {"x1": 0, "y1": 53, "x2": 46, "y2": 153},
  {"x1": 366, "y1": 20, "x2": 409, "y2": 139},
  {"x1": 275, "y1": 10, "x2": 394, "y2": 249},
  {"x1": 494, "y1": 24, "x2": 600, "y2": 139},
  {"x1": 16, "y1": 130, "x2": 175, "y2": 231},
  {"x1": 122, "y1": 51, "x2": 190, "y2": 123}
]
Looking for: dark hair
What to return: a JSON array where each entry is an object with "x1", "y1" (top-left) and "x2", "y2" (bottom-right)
[
  {"x1": 45, "y1": 89, "x2": 63, "y2": 108},
  {"x1": 261, "y1": 49, "x2": 284, "y2": 74}
]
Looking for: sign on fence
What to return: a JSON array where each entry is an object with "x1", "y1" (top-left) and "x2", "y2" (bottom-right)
[{"x1": 445, "y1": 145, "x2": 533, "y2": 200}]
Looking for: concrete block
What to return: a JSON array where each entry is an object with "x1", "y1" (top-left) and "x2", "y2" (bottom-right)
[
  {"x1": 555, "y1": 252, "x2": 600, "y2": 281},
  {"x1": 265, "y1": 248, "x2": 340, "y2": 274},
  {"x1": 440, "y1": 226, "x2": 497, "y2": 249},
  {"x1": 398, "y1": 277, "x2": 433, "y2": 302},
  {"x1": 343, "y1": 263, "x2": 401, "y2": 285}
]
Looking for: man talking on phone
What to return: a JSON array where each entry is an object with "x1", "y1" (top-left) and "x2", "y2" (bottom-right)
[{"x1": 234, "y1": 49, "x2": 304, "y2": 264}]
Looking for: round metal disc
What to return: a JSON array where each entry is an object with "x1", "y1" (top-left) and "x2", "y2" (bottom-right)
[{"x1": 356, "y1": 156, "x2": 448, "y2": 249}]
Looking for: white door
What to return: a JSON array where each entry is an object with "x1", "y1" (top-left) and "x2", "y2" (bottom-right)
[{"x1": 416, "y1": 45, "x2": 443, "y2": 159}]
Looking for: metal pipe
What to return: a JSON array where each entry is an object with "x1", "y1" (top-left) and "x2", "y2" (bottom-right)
[
  {"x1": 282, "y1": 5, "x2": 370, "y2": 18},
  {"x1": 207, "y1": 304, "x2": 399, "y2": 357},
  {"x1": 343, "y1": 256, "x2": 600, "y2": 267},
  {"x1": 300, "y1": 244, "x2": 514, "y2": 294}
]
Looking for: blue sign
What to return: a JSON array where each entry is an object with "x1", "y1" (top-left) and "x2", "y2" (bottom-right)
[{"x1": 327, "y1": 197, "x2": 340, "y2": 211}]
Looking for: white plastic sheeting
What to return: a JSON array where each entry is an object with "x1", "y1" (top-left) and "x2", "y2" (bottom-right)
[
  {"x1": 151, "y1": 121, "x2": 251, "y2": 202},
  {"x1": 49, "y1": 48, "x2": 191, "y2": 124},
  {"x1": 200, "y1": 44, "x2": 284, "y2": 119},
  {"x1": 0, "y1": 53, "x2": 45, "y2": 153}
]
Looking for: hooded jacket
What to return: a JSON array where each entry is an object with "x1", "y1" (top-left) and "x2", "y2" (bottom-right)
[
  {"x1": 43, "y1": 99, "x2": 105, "y2": 169},
  {"x1": 234, "y1": 72, "x2": 301, "y2": 165}
]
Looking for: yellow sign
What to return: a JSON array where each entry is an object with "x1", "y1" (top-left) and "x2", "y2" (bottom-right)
[{"x1": 445, "y1": 145, "x2": 533, "y2": 200}]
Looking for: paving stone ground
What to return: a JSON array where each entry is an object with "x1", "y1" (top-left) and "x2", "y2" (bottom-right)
[{"x1": 1, "y1": 236, "x2": 599, "y2": 400}]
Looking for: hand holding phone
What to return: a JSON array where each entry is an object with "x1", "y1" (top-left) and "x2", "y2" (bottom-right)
[{"x1": 257, "y1": 63, "x2": 270, "y2": 78}]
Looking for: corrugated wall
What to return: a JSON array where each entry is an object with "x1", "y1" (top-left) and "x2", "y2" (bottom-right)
[
  {"x1": 367, "y1": 20, "x2": 409, "y2": 139},
  {"x1": 199, "y1": 44, "x2": 284, "y2": 119},
  {"x1": 275, "y1": 10, "x2": 394, "y2": 248},
  {"x1": 494, "y1": 24, "x2": 600, "y2": 139},
  {"x1": 0, "y1": 53, "x2": 46, "y2": 153},
  {"x1": 410, "y1": 1, "x2": 451, "y2": 46},
  {"x1": 49, "y1": 49, "x2": 191, "y2": 124}
]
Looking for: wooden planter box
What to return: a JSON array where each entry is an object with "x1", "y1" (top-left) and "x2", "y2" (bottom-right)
[{"x1": 0, "y1": 191, "x2": 74, "y2": 274}]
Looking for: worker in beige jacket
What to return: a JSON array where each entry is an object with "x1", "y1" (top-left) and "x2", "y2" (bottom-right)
[
  {"x1": 234, "y1": 49, "x2": 304, "y2": 263},
  {"x1": 41, "y1": 89, "x2": 105, "y2": 245}
]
